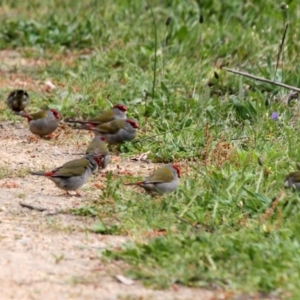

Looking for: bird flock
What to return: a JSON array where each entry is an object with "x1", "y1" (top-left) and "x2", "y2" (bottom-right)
[{"x1": 6, "y1": 89, "x2": 181, "y2": 197}]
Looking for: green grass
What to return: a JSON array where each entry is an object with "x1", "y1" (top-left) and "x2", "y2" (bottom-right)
[{"x1": 1, "y1": 0, "x2": 300, "y2": 297}]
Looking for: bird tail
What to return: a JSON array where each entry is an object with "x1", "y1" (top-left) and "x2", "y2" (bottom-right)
[
  {"x1": 76, "y1": 125, "x2": 91, "y2": 130},
  {"x1": 18, "y1": 111, "x2": 30, "y2": 120},
  {"x1": 30, "y1": 171, "x2": 45, "y2": 176},
  {"x1": 124, "y1": 181, "x2": 143, "y2": 186},
  {"x1": 14, "y1": 111, "x2": 25, "y2": 116},
  {"x1": 16, "y1": 111, "x2": 33, "y2": 123},
  {"x1": 77, "y1": 125, "x2": 101, "y2": 134},
  {"x1": 73, "y1": 123, "x2": 96, "y2": 131},
  {"x1": 65, "y1": 119, "x2": 99, "y2": 126},
  {"x1": 64, "y1": 119, "x2": 88, "y2": 125}
]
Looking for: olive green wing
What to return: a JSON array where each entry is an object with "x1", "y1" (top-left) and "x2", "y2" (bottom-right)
[
  {"x1": 96, "y1": 119, "x2": 124, "y2": 134},
  {"x1": 88, "y1": 110, "x2": 114, "y2": 124},
  {"x1": 86, "y1": 140, "x2": 109, "y2": 155},
  {"x1": 53, "y1": 158, "x2": 89, "y2": 177},
  {"x1": 29, "y1": 110, "x2": 47, "y2": 120},
  {"x1": 145, "y1": 167, "x2": 174, "y2": 184}
]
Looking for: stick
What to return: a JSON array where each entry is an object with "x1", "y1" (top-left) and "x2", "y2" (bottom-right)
[
  {"x1": 224, "y1": 67, "x2": 300, "y2": 92},
  {"x1": 19, "y1": 202, "x2": 47, "y2": 212},
  {"x1": 19, "y1": 202, "x2": 65, "y2": 216},
  {"x1": 162, "y1": 17, "x2": 171, "y2": 78},
  {"x1": 133, "y1": 128, "x2": 181, "y2": 143},
  {"x1": 144, "y1": 0, "x2": 158, "y2": 116},
  {"x1": 135, "y1": 127, "x2": 250, "y2": 145},
  {"x1": 275, "y1": 23, "x2": 289, "y2": 79}
]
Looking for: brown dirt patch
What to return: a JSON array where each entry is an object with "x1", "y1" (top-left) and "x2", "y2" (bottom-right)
[{"x1": 0, "y1": 121, "x2": 215, "y2": 300}]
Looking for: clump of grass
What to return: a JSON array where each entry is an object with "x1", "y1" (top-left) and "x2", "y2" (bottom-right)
[
  {"x1": 0, "y1": 166, "x2": 10, "y2": 179},
  {"x1": 105, "y1": 226, "x2": 300, "y2": 293}
]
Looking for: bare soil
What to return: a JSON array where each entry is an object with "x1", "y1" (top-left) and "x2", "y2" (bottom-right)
[{"x1": 0, "y1": 121, "x2": 215, "y2": 300}]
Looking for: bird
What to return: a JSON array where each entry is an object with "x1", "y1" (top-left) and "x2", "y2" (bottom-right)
[
  {"x1": 19, "y1": 109, "x2": 61, "y2": 137},
  {"x1": 30, "y1": 155, "x2": 102, "y2": 196},
  {"x1": 284, "y1": 172, "x2": 300, "y2": 190},
  {"x1": 6, "y1": 89, "x2": 29, "y2": 113},
  {"x1": 78, "y1": 119, "x2": 139, "y2": 145},
  {"x1": 86, "y1": 136, "x2": 110, "y2": 169},
  {"x1": 65, "y1": 103, "x2": 127, "y2": 126},
  {"x1": 124, "y1": 164, "x2": 181, "y2": 195}
]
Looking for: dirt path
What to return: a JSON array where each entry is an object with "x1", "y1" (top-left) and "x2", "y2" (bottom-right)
[{"x1": 0, "y1": 121, "x2": 215, "y2": 300}]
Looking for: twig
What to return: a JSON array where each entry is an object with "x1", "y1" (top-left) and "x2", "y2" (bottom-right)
[
  {"x1": 133, "y1": 125, "x2": 221, "y2": 143},
  {"x1": 224, "y1": 67, "x2": 300, "y2": 92},
  {"x1": 192, "y1": 14, "x2": 204, "y2": 98},
  {"x1": 134, "y1": 126, "x2": 250, "y2": 145},
  {"x1": 19, "y1": 202, "x2": 66, "y2": 216},
  {"x1": 162, "y1": 17, "x2": 171, "y2": 78},
  {"x1": 144, "y1": 0, "x2": 158, "y2": 115},
  {"x1": 275, "y1": 23, "x2": 289, "y2": 80},
  {"x1": 132, "y1": 128, "x2": 182, "y2": 143},
  {"x1": 58, "y1": 152, "x2": 85, "y2": 155},
  {"x1": 19, "y1": 202, "x2": 47, "y2": 212}
]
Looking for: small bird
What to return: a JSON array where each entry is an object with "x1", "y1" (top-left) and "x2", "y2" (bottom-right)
[
  {"x1": 65, "y1": 103, "x2": 127, "y2": 126},
  {"x1": 79, "y1": 119, "x2": 139, "y2": 145},
  {"x1": 124, "y1": 164, "x2": 181, "y2": 195},
  {"x1": 86, "y1": 136, "x2": 110, "y2": 169},
  {"x1": 284, "y1": 172, "x2": 300, "y2": 190},
  {"x1": 19, "y1": 109, "x2": 61, "y2": 137},
  {"x1": 30, "y1": 155, "x2": 102, "y2": 196},
  {"x1": 6, "y1": 89, "x2": 29, "y2": 113}
]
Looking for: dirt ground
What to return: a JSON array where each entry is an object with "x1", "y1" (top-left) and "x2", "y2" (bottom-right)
[{"x1": 0, "y1": 121, "x2": 216, "y2": 300}]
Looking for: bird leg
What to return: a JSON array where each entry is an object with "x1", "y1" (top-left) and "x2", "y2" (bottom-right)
[
  {"x1": 27, "y1": 135, "x2": 40, "y2": 143},
  {"x1": 75, "y1": 191, "x2": 82, "y2": 197},
  {"x1": 43, "y1": 132, "x2": 58, "y2": 140},
  {"x1": 63, "y1": 190, "x2": 81, "y2": 197}
]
